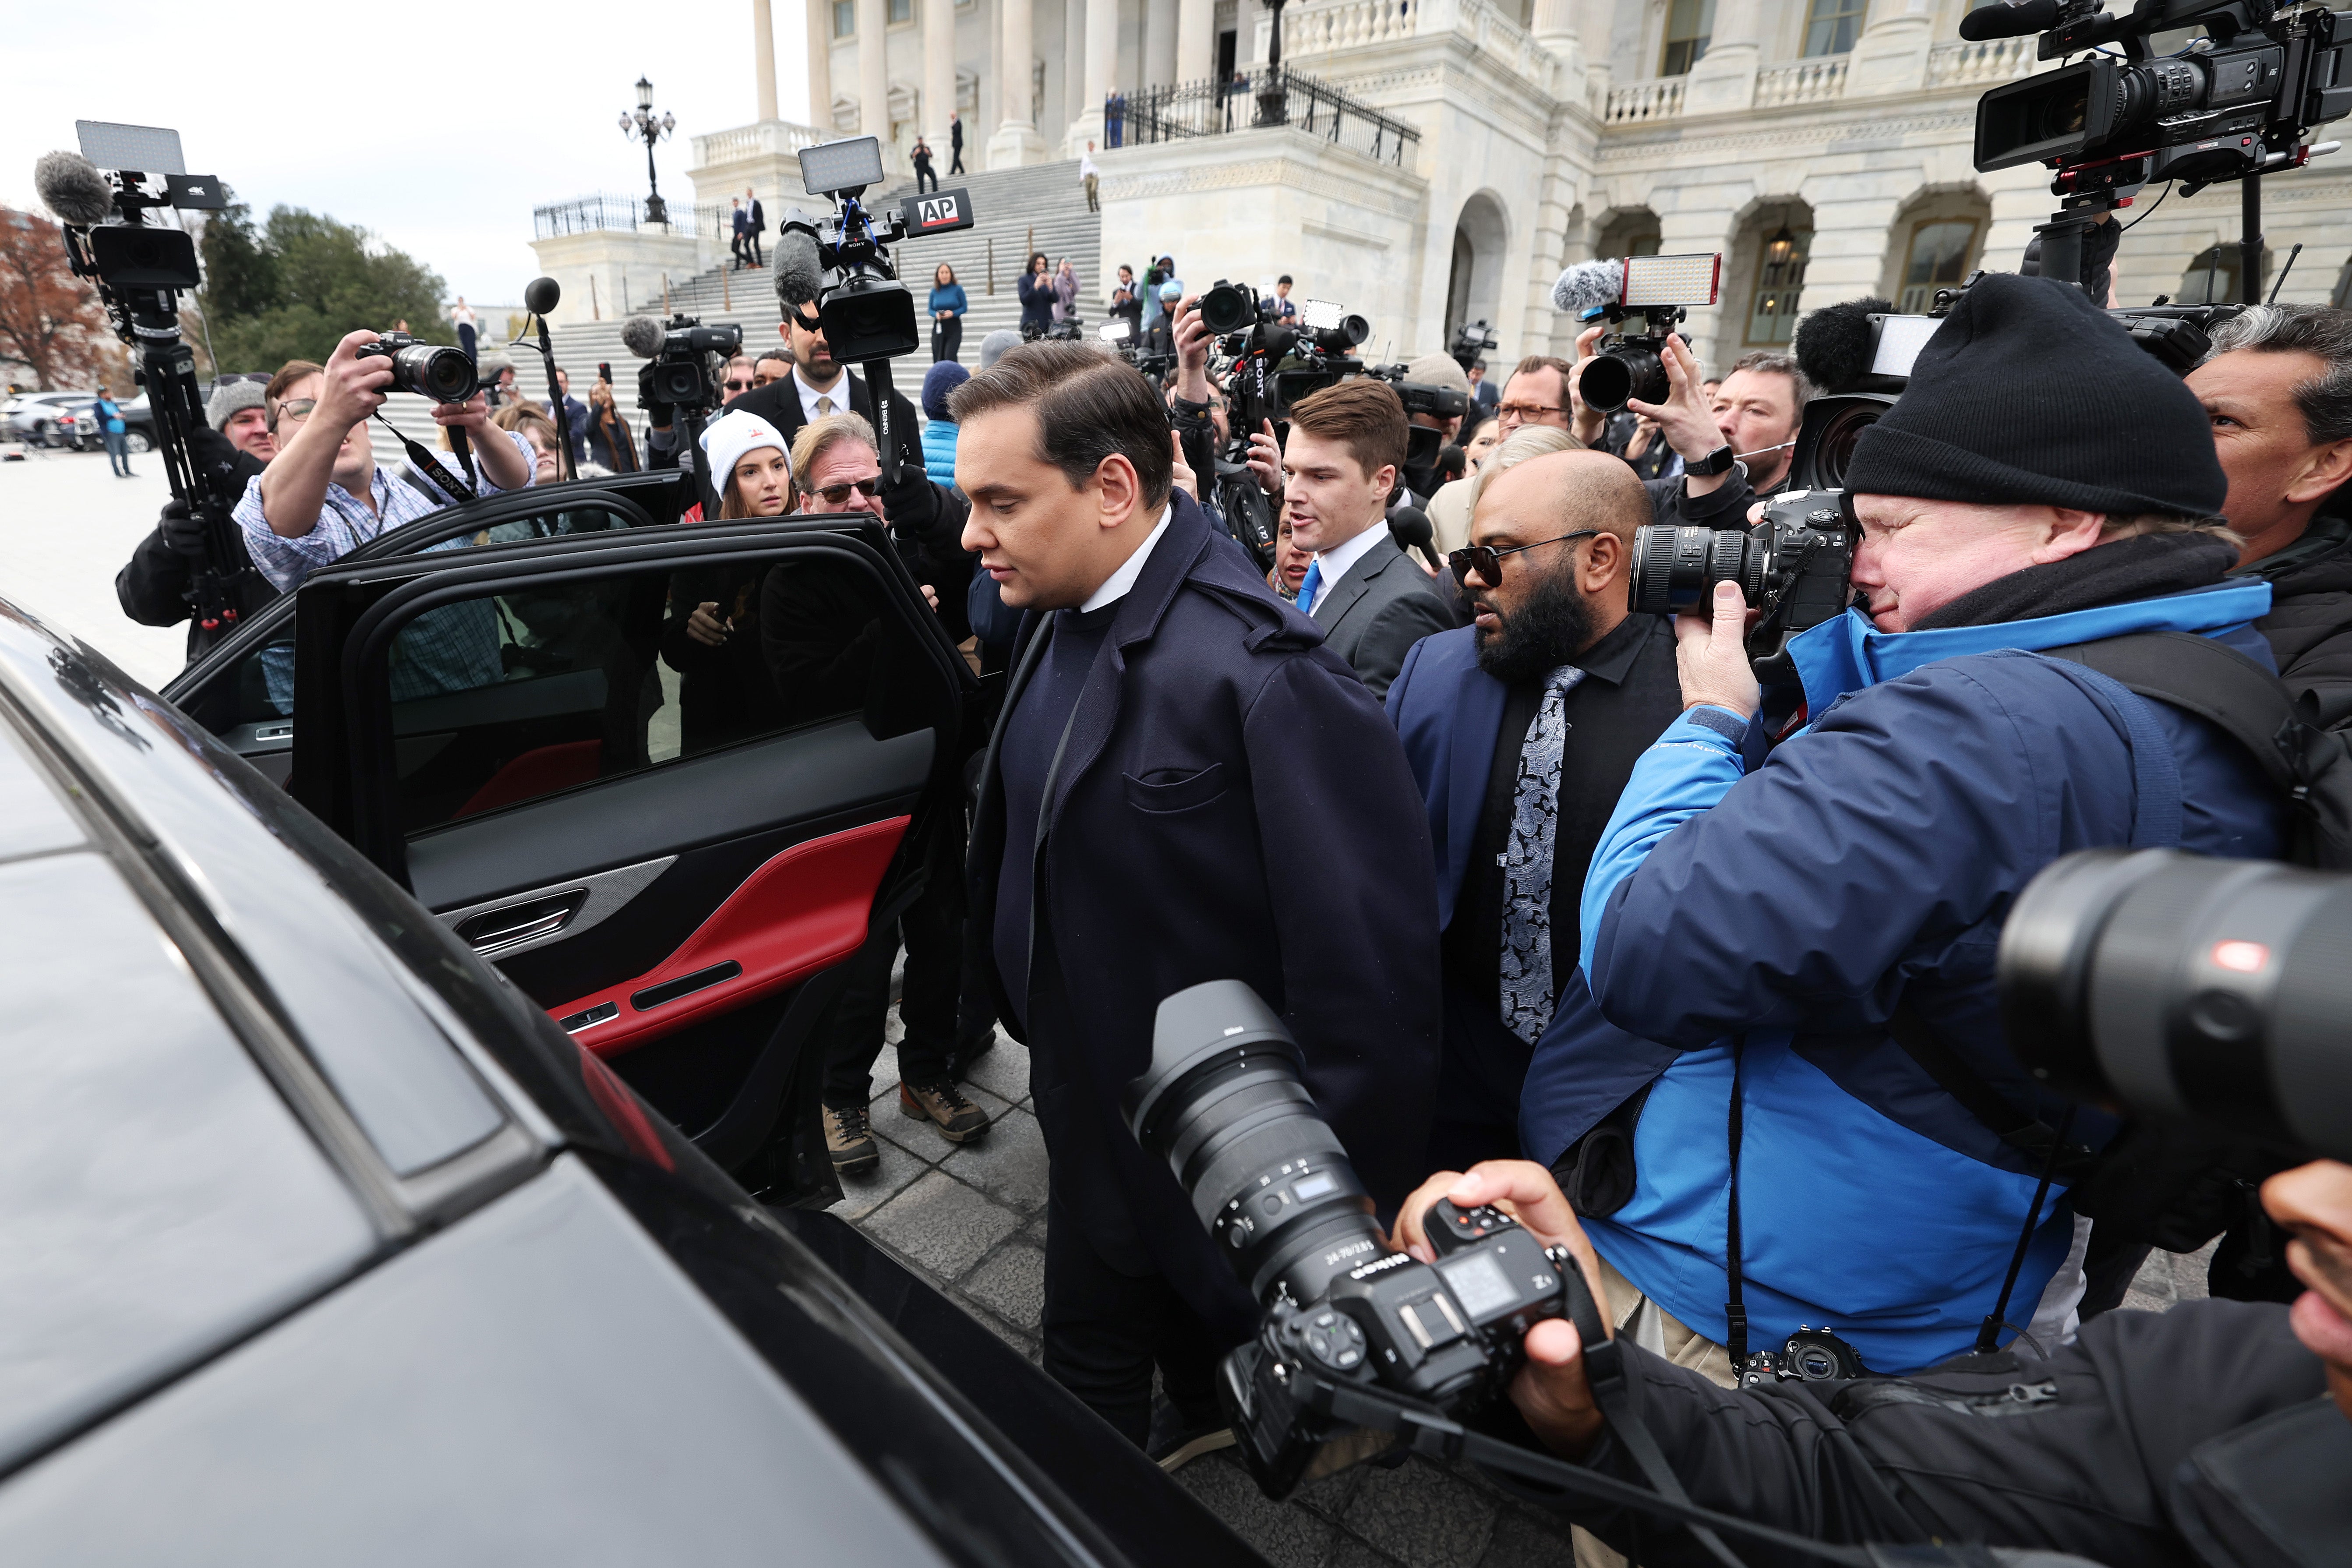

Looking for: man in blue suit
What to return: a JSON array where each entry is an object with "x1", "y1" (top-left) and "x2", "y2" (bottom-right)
[
  {"x1": 1387, "y1": 443, "x2": 1682, "y2": 1173},
  {"x1": 954, "y1": 341, "x2": 1442, "y2": 1460}
]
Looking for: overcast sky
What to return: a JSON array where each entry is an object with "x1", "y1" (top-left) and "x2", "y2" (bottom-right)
[{"x1": 1, "y1": 2, "x2": 814, "y2": 308}]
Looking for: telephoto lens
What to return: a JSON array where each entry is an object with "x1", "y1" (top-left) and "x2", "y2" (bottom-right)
[
  {"x1": 357, "y1": 332, "x2": 479, "y2": 404},
  {"x1": 1123, "y1": 981, "x2": 1387, "y2": 1309},
  {"x1": 1998, "y1": 848, "x2": 2352, "y2": 1161},
  {"x1": 1627, "y1": 523, "x2": 1762, "y2": 618}
]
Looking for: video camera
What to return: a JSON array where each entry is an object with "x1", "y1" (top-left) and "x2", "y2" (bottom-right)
[
  {"x1": 772, "y1": 136, "x2": 974, "y2": 487},
  {"x1": 629, "y1": 316, "x2": 743, "y2": 413},
  {"x1": 1197, "y1": 287, "x2": 1373, "y2": 569},
  {"x1": 1552, "y1": 254, "x2": 1722, "y2": 415},
  {"x1": 34, "y1": 121, "x2": 251, "y2": 647},
  {"x1": 1097, "y1": 316, "x2": 1173, "y2": 379},
  {"x1": 1360, "y1": 360, "x2": 1469, "y2": 480},
  {"x1": 1967, "y1": 0, "x2": 2352, "y2": 298},
  {"x1": 1449, "y1": 318, "x2": 1498, "y2": 374},
  {"x1": 1125, "y1": 981, "x2": 1585, "y2": 1496}
]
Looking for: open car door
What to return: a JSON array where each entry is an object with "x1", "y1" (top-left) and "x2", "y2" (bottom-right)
[{"x1": 277, "y1": 510, "x2": 969, "y2": 1203}]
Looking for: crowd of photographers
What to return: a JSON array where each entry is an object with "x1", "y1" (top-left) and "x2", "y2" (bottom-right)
[{"x1": 103, "y1": 247, "x2": 2352, "y2": 1564}]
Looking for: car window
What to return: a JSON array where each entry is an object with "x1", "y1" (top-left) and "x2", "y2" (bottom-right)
[{"x1": 374, "y1": 546, "x2": 925, "y2": 835}]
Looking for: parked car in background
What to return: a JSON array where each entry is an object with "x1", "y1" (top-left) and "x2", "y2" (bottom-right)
[
  {"x1": 0, "y1": 467, "x2": 1270, "y2": 1565},
  {"x1": 3, "y1": 390, "x2": 91, "y2": 447},
  {"x1": 56, "y1": 394, "x2": 155, "y2": 455}
]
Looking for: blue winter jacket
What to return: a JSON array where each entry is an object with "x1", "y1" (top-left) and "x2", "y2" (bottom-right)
[
  {"x1": 922, "y1": 417, "x2": 959, "y2": 488},
  {"x1": 1552, "y1": 584, "x2": 2280, "y2": 1374}
]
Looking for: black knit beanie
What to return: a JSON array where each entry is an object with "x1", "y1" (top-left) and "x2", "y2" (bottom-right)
[{"x1": 1841, "y1": 272, "x2": 2226, "y2": 519}]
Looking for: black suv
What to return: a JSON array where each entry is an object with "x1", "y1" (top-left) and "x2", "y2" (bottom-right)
[{"x1": 0, "y1": 468, "x2": 1263, "y2": 1564}]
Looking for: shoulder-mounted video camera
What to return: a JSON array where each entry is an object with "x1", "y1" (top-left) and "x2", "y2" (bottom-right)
[
  {"x1": 1096, "y1": 315, "x2": 1173, "y2": 378},
  {"x1": 779, "y1": 135, "x2": 975, "y2": 365},
  {"x1": 1449, "y1": 318, "x2": 1498, "y2": 374},
  {"x1": 633, "y1": 315, "x2": 743, "y2": 414}
]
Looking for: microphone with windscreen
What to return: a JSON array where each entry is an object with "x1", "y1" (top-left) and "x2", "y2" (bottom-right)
[
  {"x1": 620, "y1": 315, "x2": 665, "y2": 358},
  {"x1": 1957, "y1": 0, "x2": 2058, "y2": 40},
  {"x1": 34, "y1": 151, "x2": 115, "y2": 227},
  {"x1": 524, "y1": 276, "x2": 561, "y2": 317},
  {"x1": 1388, "y1": 505, "x2": 1442, "y2": 573}
]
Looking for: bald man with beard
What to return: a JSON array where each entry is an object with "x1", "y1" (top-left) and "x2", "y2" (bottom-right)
[{"x1": 1386, "y1": 444, "x2": 1686, "y2": 1170}]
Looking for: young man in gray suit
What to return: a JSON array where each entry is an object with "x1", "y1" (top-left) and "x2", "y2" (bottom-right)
[{"x1": 1250, "y1": 379, "x2": 1455, "y2": 698}]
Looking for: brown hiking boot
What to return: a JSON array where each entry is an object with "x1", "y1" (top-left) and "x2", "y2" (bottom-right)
[
  {"x1": 898, "y1": 1079, "x2": 990, "y2": 1144},
  {"x1": 823, "y1": 1102, "x2": 880, "y2": 1176}
]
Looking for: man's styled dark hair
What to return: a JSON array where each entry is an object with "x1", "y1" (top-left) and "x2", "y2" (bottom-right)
[
  {"x1": 2205, "y1": 303, "x2": 2352, "y2": 445},
  {"x1": 1509, "y1": 354, "x2": 1574, "y2": 387},
  {"x1": 1728, "y1": 349, "x2": 1817, "y2": 407},
  {"x1": 1278, "y1": 274, "x2": 1293, "y2": 286},
  {"x1": 1286, "y1": 378, "x2": 1408, "y2": 478},
  {"x1": 949, "y1": 342, "x2": 1175, "y2": 509}
]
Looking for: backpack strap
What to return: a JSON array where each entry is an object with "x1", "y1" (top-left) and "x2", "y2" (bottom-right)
[{"x1": 2043, "y1": 630, "x2": 2301, "y2": 797}]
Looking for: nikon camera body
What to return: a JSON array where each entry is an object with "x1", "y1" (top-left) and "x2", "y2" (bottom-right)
[{"x1": 1628, "y1": 488, "x2": 1860, "y2": 679}]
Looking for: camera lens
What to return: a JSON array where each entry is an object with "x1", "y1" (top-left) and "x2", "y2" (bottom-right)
[
  {"x1": 1998, "y1": 849, "x2": 2352, "y2": 1160},
  {"x1": 1201, "y1": 283, "x2": 1257, "y2": 337},
  {"x1": 1627, "y1": 523, "x2": 1762, "y2": 618},
  {"x1": 1578, "y1": 344, "x2": 1667, "y2": 415},
  {"x1": 384, "y1": 344, "x2": 479, "y2": 404},
  {"x1": 1790, "y1": 396, "x2": 1891, "y2": 491},
  {"x1": 1124, "y1": 980, "x2": 1385, "y2": 1307}
]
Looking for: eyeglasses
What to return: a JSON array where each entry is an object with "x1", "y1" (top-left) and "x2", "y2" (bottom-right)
[
  {"x1": 1495, "y1": 403, "x2": 1568, "y2": 425},
  {"x1": 1447, "y1": 529, "x2": 1599, "y2": 586},
  {"x1": 275, "y1": 398, "x2": 318, "y2": 426},
  {"x1": 812, "y1": 477, "x2": 881, "y2": 504}
]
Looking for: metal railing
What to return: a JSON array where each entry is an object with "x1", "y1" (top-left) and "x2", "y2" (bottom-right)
[
  {"x1": 1113, "y1": 66, "x2": 1420, "y2": 168},
  {"x1": 533, "y1": 194, "x2": 733, "y2": 241}
]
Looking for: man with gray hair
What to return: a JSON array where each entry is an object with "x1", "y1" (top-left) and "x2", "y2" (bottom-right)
[{"x1": 2193, "y1": 303, "x2": 2352, "y2": 726}]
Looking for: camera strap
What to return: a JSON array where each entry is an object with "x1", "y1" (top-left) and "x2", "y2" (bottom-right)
[
  {"x1": 372, "y1": 413, "x2": 474, "y2": 506},
  {"x1": 1723, "y1": 1036, "x2": 1749, "y2": 1367}
]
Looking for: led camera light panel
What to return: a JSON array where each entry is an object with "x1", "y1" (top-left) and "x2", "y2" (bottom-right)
[
  {"x1": 1620, "y1": 253, "x2": 1722, "y2": 309},
  {"x1": 1099, "y1": 318, "x2": 1133, "y2": 343},
  {"x1": 75, "y1": 120, "x2": 185, "y2": 175},
  {"x1": 800, "y1": 136, "x2": 886, "y2": 195},
  {"x1": 1871, "y1": 314, "x2": 1941, "y2": 379},
  {"x1": 1301, "y1": 299, "x2": 1347, "y2": 332}
]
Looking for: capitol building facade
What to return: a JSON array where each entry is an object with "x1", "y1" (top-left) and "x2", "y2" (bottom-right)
[{"x1": 539, "y1": 0, "x2": 2352, "y2": 374}]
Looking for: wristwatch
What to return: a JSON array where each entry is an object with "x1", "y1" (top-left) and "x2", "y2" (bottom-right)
[{"x1": 1686, "y1": 442, "x2": 1738, "y2": 477}]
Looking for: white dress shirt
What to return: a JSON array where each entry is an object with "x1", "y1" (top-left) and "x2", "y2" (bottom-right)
[
  {"x1": 1303, "y1": 519, "x2": 1388, "y2": 617},
  {"x1": 1080, "y1": 505, "x2": 1173, "y2": 612},
  {"x1": 796, "y1": 367, "x2": 852, "y2": 426}
]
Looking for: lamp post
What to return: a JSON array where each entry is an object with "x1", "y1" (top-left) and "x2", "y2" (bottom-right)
[{"x1": 619, "y1": 76, "x2": 678, "y2": 228}]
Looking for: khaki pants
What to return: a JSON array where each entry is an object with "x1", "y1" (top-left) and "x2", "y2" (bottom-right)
[
  {"x1": 1570, "y1": 1252, "x2": 1737, "y2": 1568},
  {"x1": 1084, "y1": 173, "x2": 1100, "y2": 211}
]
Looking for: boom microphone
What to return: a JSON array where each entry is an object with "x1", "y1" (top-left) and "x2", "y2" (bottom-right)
[
  {"x1": 619, "y1": 315, "x2": 665, "y2": 358},
  {"x1": 523, "y1": 275, "x2": 562, "y2": 316},
  {"x1": 1388, "y1": 505, "x2": 1442, "y2": 572},
  {"x1": 1553, "y1": 258, "x2": 1624, "y2": 314},
  {"x1": 1957, "y1": 0, "x2": 2058, "y2": 41},
  {"x1": 34, "y1": 151, "x2": 114, "y2": 228},
  {"x1": 773, "y1": 227, "x2": 826, "y2": 310},
  {"x1": 1793, "y1": 297, "x2": 1894, "y2": 395}
]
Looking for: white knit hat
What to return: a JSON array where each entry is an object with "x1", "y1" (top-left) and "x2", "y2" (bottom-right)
[{"x1": 699, "y1": 409, "x2": 791, "y2": 491}]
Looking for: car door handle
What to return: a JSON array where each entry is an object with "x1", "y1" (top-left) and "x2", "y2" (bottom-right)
[{"x1": 452, "y1": 889, "x2": 587, "y2": 955}]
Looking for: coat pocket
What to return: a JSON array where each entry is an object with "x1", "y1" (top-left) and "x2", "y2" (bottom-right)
[{"x1": 1123, "y1": 762, "x2": 1228, "y2": 814}]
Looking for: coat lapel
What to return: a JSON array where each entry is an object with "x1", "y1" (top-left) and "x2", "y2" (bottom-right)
[{"x1": 1310, "y1": 534, "x2": 1393, "y2": 631}]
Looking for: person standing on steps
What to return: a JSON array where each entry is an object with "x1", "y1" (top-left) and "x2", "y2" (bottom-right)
[
  {"x1": 912, "y1": 137, "x2": 938, "y2": 195},
  {"x1": 450, "y1": 297, "x2": 477, "y2": 364},
  {"x1": 949, "y1": 110, "x2": 965, "y2": 176},
  {"x1": 1080, "y1": 141, "x2": 1100, "y2": 213},
  {"x1": 744, "y1": 187, "x2": 766, "y2": 268},
  {"x1": 730, "y1": 198, "x2": 748, "y2": 271},
  {"x1": 930, "y1": 262, "x2": 967, "y2": 364}
]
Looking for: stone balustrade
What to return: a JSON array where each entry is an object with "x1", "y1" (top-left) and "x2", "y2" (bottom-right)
[
  {"x1": 1754, "y1": 56, "x2": 1849, "y2": 108},
  {"x1": 1283, "y1": 0, "x2": 1420, "y2": 54},
  {"x1": 690, "y1": 119, "x2": 827, "y2": 170},
  {"x1": 1926, "y1": 35, "x2": 2040, "y2": 87},
  {"x1": 1603, "y1": 76, "x2": 1686, "y2": 124}
]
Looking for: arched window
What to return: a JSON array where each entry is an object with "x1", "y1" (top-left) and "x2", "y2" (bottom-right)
[
  {"x1": 1898, "y1": 218, "x2": 1979, "y2": 313},
  {"x1": 1748, "y1": 217, "x2": 1812, "y2": 345}
]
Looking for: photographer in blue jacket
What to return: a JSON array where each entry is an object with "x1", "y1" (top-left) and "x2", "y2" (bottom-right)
[{"x1": 1551, "y1": 273, "x2": 2283, "y2": 1377}]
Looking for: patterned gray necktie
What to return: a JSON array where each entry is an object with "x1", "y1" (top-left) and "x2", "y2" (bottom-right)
[
  {"x1": 816, "y1": 395, "x2": 837, "y2": 417},
  {"x1": 1501, "y1": 664, "x2": 1588, "y2": 1044}
]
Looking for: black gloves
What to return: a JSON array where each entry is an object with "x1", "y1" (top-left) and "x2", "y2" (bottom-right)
[
  {"x1": 636, "y1": 361, "x2": 673, "y2": 432},
  {"x1": 159, "y1": 498, "x2": 208, "y2": 561}
]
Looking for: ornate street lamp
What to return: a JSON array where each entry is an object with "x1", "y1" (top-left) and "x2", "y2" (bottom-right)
[{"x1": 619, "y1": 76, "x2": 678, "y2": 227}]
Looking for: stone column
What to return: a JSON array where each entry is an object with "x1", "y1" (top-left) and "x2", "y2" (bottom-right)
[
  {"x1": 1846, "y1": 0, "x2": 1935, "y2": 98},
  {"x1": 1176, "y1": 0, "x2": 1216, "y2": 84},
  {"x1": 925, "y1": 0, "x2": 957, "y2": 148},
  {"x1": 1067, "y1": 0, "x2": 1117, "y2": 154},
  {"x1": 1064, "y1": 0, "x2": 1088, "y2": 135},
  {"x1": 989, "y1": 0, "x2": 1051, "y2": 165},
  {"x1": 1530, "y1": 0, "x2": 1584, "y2": 85},
  {"x1": 1144, "y1": 0, "x2": 1178, "y2": 88},
  {"x1": 859, "y1": 0, "x2": 893, "y2": 151},
  {"x1": 754, "y1": 0, "x2": 780, "y2": 121},
  {"x1": 807, "y1": 0, "x2": 834, "y2": 136},
  {"x1": 1682, "y1": 0, "x2": 1764, "y2": 114}
]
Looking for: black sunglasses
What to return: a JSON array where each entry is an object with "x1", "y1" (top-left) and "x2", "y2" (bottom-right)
[
  {"x1": 1447, "y1": 529, "x2": 1600, "y2": 586},
  {"x1": 812, "y1": 477, "x2": 881, "y2": 504}
]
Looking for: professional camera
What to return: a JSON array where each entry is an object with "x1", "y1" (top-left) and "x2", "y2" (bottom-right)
[
  {"x1": 355, "y1": 331, "x2": 479, "y2": 404},
  {"x1": 1022, "y1": 316, "x2": 1086, "y2": 343},
  {"x1": 34, "y1": 123, "x2": 249, "y2": 646},
  {"x1": 1967, "y1": 0, "x2": 2351, "y2": 300},
  {"x1": 1626, "y1": 488, "x2": 1859, "y2": 680},
  {"x1": 1197, "y1": 292, "x2": 1372, "y2": 568},
  {"x1": 637, "y1": 316, "x2": 744, "y2": 412},
  {"x1": 1360, "y1": 361, "x2": 1470, "y2": 480},
  {"x1": 1124, "y1": 981, "x2": 1582, "y2": 1497},
  {"x1": 779, "y1": 135, "x2": 975, "y2": 365},
  {"x1": 1551, "y1": 253, "x2": 1722, "y2": 415},
  {"x1": 1450, "y1": 318, "x2": 1498, "y2": 374},
  {"x1": 1098, "y1": 317, "x2": 1173, "y2": 378},
  {"x1": 1999, "y1": 848, "x2": 2352, "y2": 1162}
]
